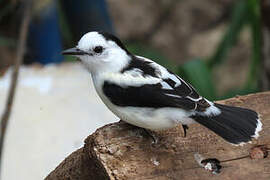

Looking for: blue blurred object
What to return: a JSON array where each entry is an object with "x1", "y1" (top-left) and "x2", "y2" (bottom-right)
[
  {"x1": 27, "y1": 1, "x2": 63, "y2": 64},
  {"x1": 26, "y1": 0, "x2": 115, "y2": 64},
  {"x1": 62, "y1": 0, "x2": 115, "y2": 41}
]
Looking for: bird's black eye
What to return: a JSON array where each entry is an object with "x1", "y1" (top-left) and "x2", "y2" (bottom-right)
[{"x1": 93, "y1": 46, "x2": 103, "y2": 53}]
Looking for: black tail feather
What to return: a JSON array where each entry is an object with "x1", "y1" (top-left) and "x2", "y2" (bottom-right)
[{"x1": 191, "y1": 103, "x2": 262, "y2": 145}]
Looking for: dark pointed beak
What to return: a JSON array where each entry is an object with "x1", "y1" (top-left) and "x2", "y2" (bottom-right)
[{"x1": 62, "y1": 47, "x2": 87, "y2": 56}]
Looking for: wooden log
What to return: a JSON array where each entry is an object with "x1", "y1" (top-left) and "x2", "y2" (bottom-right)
[{"x1": 46, "y1": 92, "x2": 270, "y2": 180}]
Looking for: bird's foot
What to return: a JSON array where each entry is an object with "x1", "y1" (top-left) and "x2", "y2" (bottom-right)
[
  {"x1": 142, "y1": 128, "x2": 159, "y2": 145},
  {"x1": 182, "y1": 124, "x2": 189, "y2": 137},
  {"x1": 118, "y1": 119, "x2": 125, "y2": 123},
  {"x1": 118, "y1": 120, "x2": 159, "y2": 145}
]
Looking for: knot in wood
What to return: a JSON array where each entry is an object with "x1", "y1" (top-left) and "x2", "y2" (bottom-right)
[{"x1": 249, "y1": 145, "x2": 268, "y2": 159}]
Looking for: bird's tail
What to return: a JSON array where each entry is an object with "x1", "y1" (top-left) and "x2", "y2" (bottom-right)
[{"x1": 191, "y1": 103, "x2": 262, "y2": 145}]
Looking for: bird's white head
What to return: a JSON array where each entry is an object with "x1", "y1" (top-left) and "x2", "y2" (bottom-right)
[{"x1": 62, "y1": 31, "x2": 131, "y2": 74}]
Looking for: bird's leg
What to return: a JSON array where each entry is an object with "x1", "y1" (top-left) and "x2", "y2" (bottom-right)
[
  {"x1": 118, "y1": 119, "x2": 125, "y2": 123},
  {"x1": 118, "y1": 120, "x2": 159, "y2": 144},
  {"x1": 142, "y1": 128, "x2": 159, "y2": 145},
  {"x1": 182, "y1": 124, "x2": 189, "y2": 137}
]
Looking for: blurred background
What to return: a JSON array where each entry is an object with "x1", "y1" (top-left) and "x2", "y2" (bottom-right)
[{"x1": 0, "y1": 0, "x2": 269, "y2": 179}]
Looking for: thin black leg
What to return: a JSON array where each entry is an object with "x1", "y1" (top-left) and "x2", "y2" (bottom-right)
[
  {"x1": 142, "y1": 128, "x2": 158, "y2": 144},
  {"x1": 182, "y1": 124, "x2": 189, "y2": 137}
]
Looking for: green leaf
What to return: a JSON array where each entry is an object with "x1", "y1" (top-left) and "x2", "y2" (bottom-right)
[
  {"x1": 178, "y1": 59, "x2": 216, "y2": 100},
  {"x1": 218, "y1": 86, "x2": 258, "y2": 100},
  {"x1": 208, "y1": 0, "x2": 248, "y2": 68},
  {"x1": 57, "y1": 1, "x2": 73, "y2": 46},
  {"x1": 245, "y1": 0, "x2": 261, "y2": 88}
]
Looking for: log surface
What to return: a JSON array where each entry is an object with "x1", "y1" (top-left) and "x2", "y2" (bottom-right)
[{"x1": 46, "y1": 92, "x2": 270, "y2": 180}]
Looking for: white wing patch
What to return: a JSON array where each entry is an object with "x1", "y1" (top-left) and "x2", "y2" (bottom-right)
[
  {"x1": 126, "y1": 68, "x2": 144, "y2": 77},
  {"x1": 135, "y1": 56, "x2": 182, "y2": 86},
  {"x1": 135, "y1": 56, "x2": 202, "y2": 101},
  {"x1": 135, "y1": 55, "x2": 153, "y2": 63},
  {"x1": 166, "y1": 73, "x2": 181, "y2": 87},
  {"x1": 161, "y1": 81, "x2": 174, "y2": 90},
  {"x1": 132, "y1": 56, "x2": 184, "y2": 88},
  {"x1": 102, "y1": 72, "x2": 161, "y2": 87},
  {"x1": 164, "y1": 93, "x2": 182, "y2": 98},
  {"x1": 187, "y1": 96, "x2": 203, "y2": 102}
]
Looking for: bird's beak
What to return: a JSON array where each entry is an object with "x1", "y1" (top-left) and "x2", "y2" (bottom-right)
[{"x1": 62, "y1": 47, "x2": 86, "y2": 56}]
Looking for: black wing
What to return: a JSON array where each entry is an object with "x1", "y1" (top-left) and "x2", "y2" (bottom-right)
[
  {"x1": 103, "y1": 56, "x2": 210, "y2": 111},
  {"x1": 103, "y1": 78, "x2": 210, "y2": 112}
]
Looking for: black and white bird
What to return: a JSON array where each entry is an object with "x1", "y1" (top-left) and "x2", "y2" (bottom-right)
[{"x1": 62, "y1": 31, "x2": 262, "y2": 145}]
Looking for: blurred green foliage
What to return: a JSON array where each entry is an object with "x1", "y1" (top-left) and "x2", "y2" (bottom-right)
[
  {"x1": 0, "y1": 36, "x2": 16, "y2": 47},
  {"x1": 178, "y1": 59, "x2": 216, "y2": 99},
  {"x1": 127, "y1": 0, "x2": 261, "y2": 101},
  {"x1": 127, "y1": 42, "x2": 177, "y2": 72}
]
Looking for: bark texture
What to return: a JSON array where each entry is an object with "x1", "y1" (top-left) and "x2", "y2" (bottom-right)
[{"x1": 46, "y1": 92, "x2": 270, "y2": 180}]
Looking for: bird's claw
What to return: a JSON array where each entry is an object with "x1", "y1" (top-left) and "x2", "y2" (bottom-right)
[{"x1": 142, "y1": 128, "x2": 159, "y2": 145}]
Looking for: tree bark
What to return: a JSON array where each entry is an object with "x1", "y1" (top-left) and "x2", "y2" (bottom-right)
[{"x1": 46, "y1": 92, "x2": 270, "y2": 180}]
